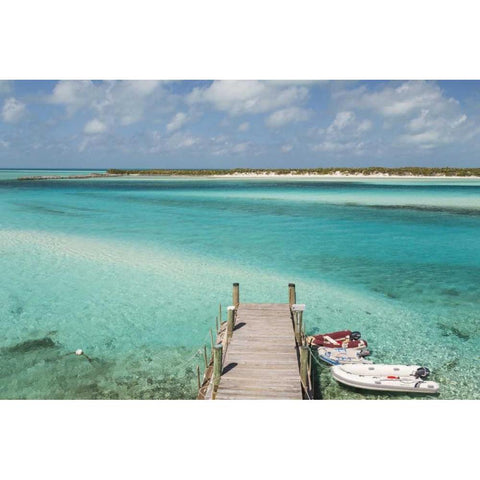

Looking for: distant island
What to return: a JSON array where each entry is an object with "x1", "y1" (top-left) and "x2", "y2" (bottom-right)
[
  {"x1": 18, "y1": 167, "x2": 480, "y2": 180},
  {"x1": 107, "y1": 167, "x2": 480, "y2": 177}
]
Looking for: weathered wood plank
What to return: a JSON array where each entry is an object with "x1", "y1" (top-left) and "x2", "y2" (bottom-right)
[{"x1": 214, "y1": 302, "x2": 302, "y2": 400}]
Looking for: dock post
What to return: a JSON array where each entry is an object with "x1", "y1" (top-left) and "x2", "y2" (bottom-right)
[
  {"x1": 196, "y1": 365, "x2": 201, "y2": 390},
  {"x1": 212, "y1": 344, "x2": 223, "y2": 399},
  {"x1": 288, "y1": 283, "x2": 296, "y2": 305},
  {"x1": 233, "y1": 283, "x2": 240, "y2": 306},
  {"x1": 300, "y1": 346, "x2": 309, "y2": 397},
  {"x1": 294, "y1": 311, "x2": 301, "y2": 344},
  {"x1": 203, "y1": 345, "x2": 208, "y2": 369},
  {"x1": 227, "y1": 305, "x2": 235, "y2": 340},
  {"x1": 298, "y1": 310, "x2": 303, "y2": 344}
]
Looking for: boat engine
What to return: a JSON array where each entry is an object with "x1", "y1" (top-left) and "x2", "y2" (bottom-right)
[
  {"x1": 415, "y1": 367, "x2": 430, "y2": 379},
  {"x1": 358, "y1": 349, "x2": 371, "y2": 357},
  {"x1": 350, "y1": 331, "x2": 362, "y2": 341}
]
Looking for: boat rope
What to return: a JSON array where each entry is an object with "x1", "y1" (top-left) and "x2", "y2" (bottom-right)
[{"x1": 307, "y1": 345, "x2": 326, "y2": 369}]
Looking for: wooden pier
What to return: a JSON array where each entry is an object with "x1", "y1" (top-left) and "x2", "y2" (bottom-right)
[{"x1": 197, "y1": 283, "x2": 313, "y2": 400}]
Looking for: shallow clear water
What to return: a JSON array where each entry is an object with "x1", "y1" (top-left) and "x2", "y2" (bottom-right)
[{"x1": 1, "y1": 171, "x2": 479, "y2": 399}]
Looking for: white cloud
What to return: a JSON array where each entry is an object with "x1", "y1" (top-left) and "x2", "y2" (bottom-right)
[
  {"x1": 50, "y1": 80, "x2": 95, "y2": 112},
  {"x1": 310, "y1": 110, "x2": 373, "y2": 155},
  {"x1": 166, "y1": 112, "x2": 188, "y2": 132},
  {"x1": 327, "y1": 111, "x2": 355, "y2": 133},
  {"x1": 265, "y1": 107, "x2": 311, "y2": 128},
  {"x1": 172, "y1": 135, "x2": 197, "y2": 149},
  {"x1": 334, "y1": 81, "x2": 473, "y2": 149},
  {"x1": 0, "y1": 139, "x2": 9, "y2": 148},
  {"x1": 357, "y1": 119, "x2": 372, "y2": 133},
  {"x1": 281, "y1": 144, "x2": 293, "y2": 153},
  {"x1": 400, "y1": 130, "x2": 440, "y2": 146},
  {"x1": 49, "y1": 80, "x2": 163, "y2": 126},
  {"x1": 335, "y1": 81, "x2": 450, "y2": 118},
  {"x1": 238, "y1": 122, "x2": 249, "y2": 131},
  {"x1": 400, "y1": 108, "x2": 470, "y2": 147},
  {"x1": 84, "y1": 118, "x2": 107, "y2": 135},
  {"x1": 2, "y1": 97, "x2": 26, "y2": 123},
  {"x1": 187, "y1": 80, "x2": 309, "y2": 116},
  {"x1": 312, "y1": 140, "x2": 365, "y2": 154},
  {"x1": 147, "y1": 130, "x2": 202, "y2": 154},
  {"x1": 231, "y1": 142, "x2": 249, "y2": 153}
]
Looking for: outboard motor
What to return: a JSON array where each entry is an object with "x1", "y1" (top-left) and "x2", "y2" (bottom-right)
[
  {"x1": 415, "y1": 367, "x2": 430, "y2": 379},
  {"x1": 350, "y1": 331, "x2": 362, "y2": 341},
  {"x1": 358, "y1": 349, "x2": 371, "y2": 358}
]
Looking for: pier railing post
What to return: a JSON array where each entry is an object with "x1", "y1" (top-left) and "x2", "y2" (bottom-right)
[
  {"x1": 212, "y1": 344, "x2": 223, "y2": 399},
  {"x1": 298, "y1": 310, "x2": 303, "y2": 344},
  {"x1": 233, "y1": 283, "x2": 240, "y2": 306},
  {"x1": 197, "y1": 365, "x2": 201, "y2": 390},
  {"x1": 227, "y1": 305, "x2": 235, "y2": 341},
  {"x1": 292, "y1": 303, "x2": 305, "y2": 345},
  {"x1": 288, "y1": 283, "x2": 296, "y2": 305},
  {"x1": 203, "y1": 345, "x2": 208, "y2": 369},
  {"x1": 300, "y1": 346, "x2": 309, "y2": 397},
  {"x1": 294, "y1": 311, "x2": 300, "y2": 344}
]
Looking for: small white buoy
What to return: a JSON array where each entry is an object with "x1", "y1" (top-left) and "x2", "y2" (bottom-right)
[{"x1": 75, "y1": 349, "x2": 83, "y2": 356}]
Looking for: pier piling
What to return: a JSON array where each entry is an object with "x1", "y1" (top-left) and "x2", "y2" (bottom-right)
[
  {"x1": 300, "y1": 346, "x2": 309, "y2": 397},
  {"x1": 227, "y1": 306, "x2": 235, "y2": 341},
  {"x1": 233, "y1": 283, "x2": 240, "y2": 306},
  {"x1": 212, "y1": 344, "x2": 223, "y2": 399},
  {"x1": 288, "y1": 283, "x2": 296, "y2": 305}
]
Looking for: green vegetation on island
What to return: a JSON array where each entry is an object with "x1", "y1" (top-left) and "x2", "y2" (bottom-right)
[{"x1": 106, "y1": 167, "x2": 480, "y2": 177}]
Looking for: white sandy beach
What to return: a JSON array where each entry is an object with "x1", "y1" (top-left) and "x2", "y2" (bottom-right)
[{"x1": 209, "y1": 172, "x2": 480, "y2": 180}]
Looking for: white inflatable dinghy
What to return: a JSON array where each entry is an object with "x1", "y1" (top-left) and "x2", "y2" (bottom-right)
[
  {"x1": 317, "y1": 346, "x2": 372, "y2": 365},
  {"x1": 331, "y1": 364, "x2": 439, "y2": 393}
]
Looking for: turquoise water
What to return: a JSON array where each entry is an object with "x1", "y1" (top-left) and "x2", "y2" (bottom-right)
[{"x1": 1, "y1": 171, "x2": 479, "y2": 399}]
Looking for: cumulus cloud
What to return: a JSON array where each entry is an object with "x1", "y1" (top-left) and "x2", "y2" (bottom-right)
[
  {"x1": 266, "y1": 107, "x2": 311, "y2": 128},
  {"x1": 84, "y1": 118, "x2": 107, "y2": 135},
  {"x1": 49, "y1": 80, "x2": 163, "y2": 126},
  {"x1": 310, "y1": 110, "x2": 373, "y2": 155},
  {"x1": 2, "y1": 97, "x2": 26, "y2": 123},
  {"x1": 327, "y1": 111, "x2": 355, "y2": 133},
  {"x1": 334, "y1": 81, "x2": 448, "y2": 117},
  {"x1": 330, "y1": 81, "x2": 476, "y2": 149},
  {"x1": 166, "y1": 112, "x2": 188, "y2": 132},
  {"x1": 238, "y1": 122, "x2": 249, "y2": 131},
  {"x1": 187, "y1": 80, "x2": 309, "y2": 116}
]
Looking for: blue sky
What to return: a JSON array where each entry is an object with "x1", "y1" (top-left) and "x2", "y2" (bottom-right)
[{"x1": 1, "y1": 80, "x2": 480, "y2": 168}]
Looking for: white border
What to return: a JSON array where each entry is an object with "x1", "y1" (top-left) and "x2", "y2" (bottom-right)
[
  {"x1": 1, "y1": 400, "x2": 478, "y2": 478},
  {"x1": 1, "y1": 1, "x2": 480, "y2": 79},
  {"x1": 1, "y1": 1, "x2": 478, "y2": 476}
]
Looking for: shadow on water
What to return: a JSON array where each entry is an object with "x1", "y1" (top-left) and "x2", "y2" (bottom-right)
[
  {"x1": 437, "y1": 323, "x2": 471, "y2": 340},
  {"x1": 6, "y1": 336, "x2": 57, "y2": 354}
]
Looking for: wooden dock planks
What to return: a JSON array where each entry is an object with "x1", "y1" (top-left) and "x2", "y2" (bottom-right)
[{"x1": 214, "y1": 303, "x2": 302, "y2": 400}]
